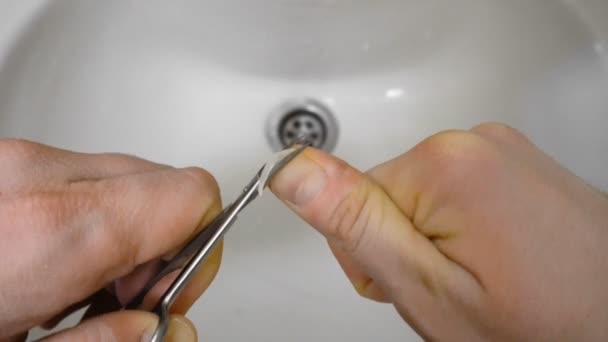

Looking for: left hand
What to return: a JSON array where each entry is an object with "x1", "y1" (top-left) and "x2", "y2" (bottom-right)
[{"x1": 0, "y1": 139, "x2": 223, "y2": 341}]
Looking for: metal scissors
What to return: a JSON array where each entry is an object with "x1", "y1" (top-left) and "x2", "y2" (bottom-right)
[{"x1": 123, "y1": 137, "x2": 311, "y2": 342}]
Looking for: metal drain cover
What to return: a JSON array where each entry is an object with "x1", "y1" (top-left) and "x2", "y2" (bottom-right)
[{"x1": 266, "y1": 99, "x2": 339, "y2": 152}]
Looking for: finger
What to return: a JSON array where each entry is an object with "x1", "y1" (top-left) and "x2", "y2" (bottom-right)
[
  {"x1": 138, "y1": 241, "x2": 222, "y2": 314},
  {"x1": 111, "y1": 184, "x2": 225, "y2": 309},
  {"x1": 1, "y1": 167, "x2": 221, "y2": 330},
  {"x1": 366, "y1": 130, "x2": 493, "y2": 228},
  {"x1": 270, "y1": 148, "x2": 484, "y2": 338},
  {"x1": 164, "y1": 315, "x2": 198, "y2": 342},
  {"x1": 0, "y1": 139, "x2": 168, "y2": 191},
  {"x1": 269, "y1": 148, "x2": 465, "y2": 301},
  {"x1": 112, "y1": 239, "x2": 223, "y2": 314},
  {"x1": 4, "y1": 332, "x2": 27, "y2": 342},
  {"x1": 41, "y1": 311, "x2": 197, "y2": 342},
  {"x1": 63, "y1": 152, "x2": 170, "y2": 181},
  {"x1": 42, "y1": 290, "x2": 111, "y2": 329},
  {"x1": 113, "y1": 260, "x2": 169, "y2": 308},
  {"x1": 170, "y1": 239, "x2": 223, "y2": 314},
  {"x1": 88, "y1": 214, "x2": 223, "y2": 319},
  {"x1": 469, "y1": 122, "x2": 532, "y2": 148},
  {"x1": 80, "y1": 166, "x2": 222, "y2": 302},
  {"x1": 40, "y1": 311, "x2": 157, "y2": 342},
  {"x1": 81, "y1": 289, "x2": 123, "y2": 322},
  {"x1": 328, "y1": 242, "x2": 389, "y2": 303}
]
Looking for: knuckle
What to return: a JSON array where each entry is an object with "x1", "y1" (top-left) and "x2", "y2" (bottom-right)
[
  {"x1": 471, "y1": 122, "x2": 515, "y2": 135},
  {"x1": 0, "y1": 138, "x2": 44, "y2": 169},
  {"x1": 414, "y1": 130, "x2": 476, "y2": 160},
  {"x1": 176, "y1": 167, "x2": 222, "y2": 226},
  {"x1": 0, "y1": 138, "x2": 40, "y2": 153},
  {"x1": 181, "y1": 167, "x2": 219, "y2": 191},
  {"x1": 73, "y1": 320, "x2": 116, "y2": 342},
  {"x1": 98, "y1": 152, "x2": 140, "y2": 166},
  {"x1": 471, "y1": 122, "x2": 530, "y2": 145},
  {"x1": 98, "y1": 152, "x2": 168, "y2": 173},
  {"x1": 414, "y1": 130, "x2": 500, "y2": 183},
  {"x1": 180, "y1": 167, "x2": 221, "y2": 200}
]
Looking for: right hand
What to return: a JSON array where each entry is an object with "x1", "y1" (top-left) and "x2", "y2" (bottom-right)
[{"x1": 271, "y1": 123, "x2": 608, "y2": 341}]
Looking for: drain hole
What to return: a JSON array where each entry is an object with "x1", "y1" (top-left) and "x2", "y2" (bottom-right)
[
  {"x1": 266, "y1": 99, "x2": 339, "y2": 152},
  {"x1": 278, "y1": 110, "x2": 327, "y2": 148}
]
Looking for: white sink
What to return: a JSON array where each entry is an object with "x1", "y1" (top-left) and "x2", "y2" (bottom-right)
[{"x1": 1, "y1": 1, "x2": 607, "y2": 341}]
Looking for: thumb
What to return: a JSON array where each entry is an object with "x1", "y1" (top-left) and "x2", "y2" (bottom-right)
[
  {"x1": 270, "y1": 148, "x2": 467, "y2": 309},
  {"x1": 41, "y1": 312, "x2": 197, "y2": 342}
]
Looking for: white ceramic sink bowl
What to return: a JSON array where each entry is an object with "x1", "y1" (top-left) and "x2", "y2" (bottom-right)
[{"x1": 1, "y1": 1, "x2": 607, "y2": 341}]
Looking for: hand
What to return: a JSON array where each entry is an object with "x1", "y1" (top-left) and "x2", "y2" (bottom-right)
[
  {"x1": 0, "y1": 139, "x2": 223, "y2": 341},
  {"x1": 271, "y1": 123, "x2": 608, "y2": 341}
]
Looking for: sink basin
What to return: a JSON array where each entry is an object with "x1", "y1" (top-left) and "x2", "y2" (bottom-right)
[{"x1": 1, "y1": 1, "x2": 607, "y2": 340}]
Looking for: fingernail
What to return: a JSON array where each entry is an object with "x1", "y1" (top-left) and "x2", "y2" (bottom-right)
[
  {"x1": 140, "y1": 314, "x2": 159, "y2": 342},
  {"x1": 354, "y1": 279, "x2": 372, "y2": 298},
  {"x1": 354, "y1": 281, "x2": 366, "y2": 295},
  {"x1": 141, "y1": 329, "x2": 154, "y2": 342},
  {"x1": 166, "y1": 316, "x2": 196, "y2": 342},
  {"x1": 271, "y1": 154, "x2": 327, "y2": 206},
  {"x1": 170, "y1": 242, "x2": 222, "y2": 314},
  {"x1": 141, "y1": 325, "x2": 157, "y2": 342}
]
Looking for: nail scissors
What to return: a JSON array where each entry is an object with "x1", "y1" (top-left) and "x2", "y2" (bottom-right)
[{"x1": 123, "y1": 138, "x2": 310, "y2": 342}]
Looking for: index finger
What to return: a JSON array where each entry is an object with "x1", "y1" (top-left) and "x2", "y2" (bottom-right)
[{"x1": 1, "y1": 167, "x2": 222, "y2": 332}]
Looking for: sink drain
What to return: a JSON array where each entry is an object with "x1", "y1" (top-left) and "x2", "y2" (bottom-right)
[{"x1": 266, "y1": 99, "x2": 339, "y2": 152}]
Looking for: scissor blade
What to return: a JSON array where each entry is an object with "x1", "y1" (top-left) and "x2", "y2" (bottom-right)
[
  {"x1": 257, "y1": 138, "x2": 312, "y2": 193},
  {"x1": 124, "y1": 206, "x2": 233, "y2": 310},
  {"x1": 126, "y1": 136, "x2": 311, "y2": 315},
  {"x1": 269, "y1": 143, "x2": 309, "y2": 179}
]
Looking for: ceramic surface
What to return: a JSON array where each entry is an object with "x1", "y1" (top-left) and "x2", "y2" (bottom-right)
[{"x1": 0, "y1": 1, "x2": 607, "y2": 341}]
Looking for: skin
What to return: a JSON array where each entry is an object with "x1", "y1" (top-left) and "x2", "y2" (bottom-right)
[
  {"x1": 270, "y1": 122, "x2": 608, "y2": 341},
  {"x1": 0, "y1": 139, "x2": 222, "y2": 342},
  {"x1": 2, "y1": 122, "x2": 608, "y2": 341}
]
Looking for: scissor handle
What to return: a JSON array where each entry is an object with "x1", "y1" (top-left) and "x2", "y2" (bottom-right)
[
  {"x1": 124, "y1": 205, "x2": 233, "y2": 311},
  {"x1": 131, "y1": 141, "x2": 310, "y2": 341},
  {"x1": 147, "y1": 209, "x2": 239, "y2": 342}
]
